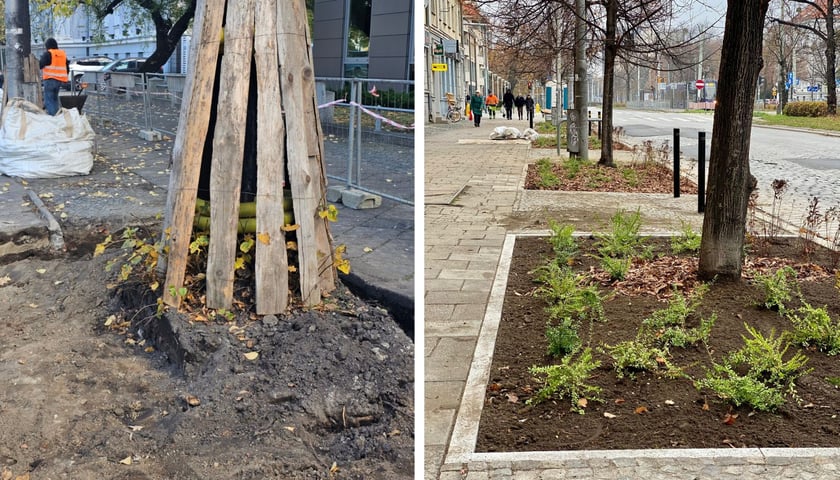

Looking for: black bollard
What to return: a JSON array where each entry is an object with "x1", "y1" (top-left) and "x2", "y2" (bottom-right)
[
  {"x1": 673, "y1": 128, "x2": 680, "y2": 198},
  {"x1": 698, "y1": 131, "x2": 706, "y2": 213}
]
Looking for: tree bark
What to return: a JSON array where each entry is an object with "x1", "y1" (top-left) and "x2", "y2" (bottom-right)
[
  {"x1": 825, "y1": 0, "x2": 837, "y2": 115},
  {"x1": 599, "y1": 0, "x2": 617, "y2": 168},
  {"x1": 698, "y1": 0, "x2": 770, "y2": 281}
]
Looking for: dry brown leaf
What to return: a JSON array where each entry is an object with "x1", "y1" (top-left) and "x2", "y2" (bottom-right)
[
  {"x1": 184, "y1": 395, "x2": 201, "y2": 407},
  {"x1": 507, "y1": 393, "x2": 519, "y2": 404},
  {"x1": 2, "y1": 467, "x2": 12, "y2": 480},
  {"x1": 614, "y1": 398, "x2": 625, "y2": 405},
  {"x1": 14, "y1": 474, "x2": 29, "y2": 480},
  {"x1": 577, "y1": 398, "x2": 588, "y2": 408},
  {"x1": 634, "y1": 406, "x2": 649, "y2": 414},
  {"x1": 723, "y1": 413, "x2": 738, "y2": 425}
]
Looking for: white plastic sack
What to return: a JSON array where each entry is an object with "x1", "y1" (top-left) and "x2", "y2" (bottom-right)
[
  {"x1": 489, "y1": 126, "x2": 522, "y2": 140},
  {"x1": 0, "y1": 98, "x2": 94, "y2": 178},
  {"x1": 521, "y1": 128, "x2": 540, "y2": 140}
]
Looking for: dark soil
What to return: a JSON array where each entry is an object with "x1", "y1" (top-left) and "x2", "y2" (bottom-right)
[
  {"x1": 0, "y1": 229, "x2": 413, "y2": 479},
  {"x1": 476, "y1": 235, "x2": 840, "y2": 452},
  {"x1": 525, "y1": 160, "x2": 699, "y2": 194}
]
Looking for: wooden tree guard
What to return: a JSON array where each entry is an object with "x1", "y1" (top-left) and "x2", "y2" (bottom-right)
[{"x1": 161, "y1": 0, "x2": 335, "y2": 314}]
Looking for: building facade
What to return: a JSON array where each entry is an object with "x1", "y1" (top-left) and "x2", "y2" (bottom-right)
[
  {"x1": 312, "y1": 0, "x2": 414, "y2": 80},
  {"x1": 424, "y1": 0, "x2": 464, "y2": 122}
]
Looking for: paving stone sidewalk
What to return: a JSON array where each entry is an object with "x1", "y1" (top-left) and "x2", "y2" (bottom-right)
[{"x1": 423, "y1": 114, "x2": 840, "y2": 480}]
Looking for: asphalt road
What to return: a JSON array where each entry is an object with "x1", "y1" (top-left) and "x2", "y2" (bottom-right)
[{"x1": 613, "y1": 109, "x2": 840, "y2": 214}]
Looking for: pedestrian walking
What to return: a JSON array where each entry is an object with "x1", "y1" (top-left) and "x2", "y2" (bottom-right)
[
  {"x1": 525, "y1": 94, "x2": 535, "y2": 122},
  {"x1": 485, "y1": 91, "x2": 498, "y2": 119},
  {"x1": 470, "y1": 90, "x2": 485, "y2": 127},
  {"x1": 39, "y1": 38, "x2": 69, "y2": 115},
  {"x1": 503, "y1": 89, "x2": 514, "y2": 120},
  {"x1": 514, "y1": 94, "x2": 525, "y2": 120}
]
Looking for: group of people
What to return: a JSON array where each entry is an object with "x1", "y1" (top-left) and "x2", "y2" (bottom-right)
[{"x1": 466, "y1": 88, "x2": 535, "y2": 127}]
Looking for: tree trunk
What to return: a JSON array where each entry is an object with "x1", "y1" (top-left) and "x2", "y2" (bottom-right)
[
  {"x1": 599, "y1": 0, "x2": 617, "y2": 168},
  {"x1": 698, "y1": 0, "x2": 770, "y2": 281},
  {"x1": 825, "y1": 0, "x2": 837, "y2": 115}
]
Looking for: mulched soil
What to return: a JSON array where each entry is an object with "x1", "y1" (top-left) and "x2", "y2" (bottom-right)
[
  {"x1": 525, "y1": 160, "x2": 699, "y2": 194},
  {"x1": 476, "y1": 236, "x2": 840, "y2": 452}
]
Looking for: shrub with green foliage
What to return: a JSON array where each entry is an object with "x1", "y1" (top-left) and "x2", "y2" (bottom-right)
[
  {"x1": 753, "y1": 266, "x2": 799, "y2": 314},
  {"x1": 696, "y1": 323, "x2": 810, "y2": 411},
  {"x1": 671, "y1": 221, "x2": 701, "y2": 254},
  {"x1": 546, "y1": 318, "x2": 581, "y2": 357},
  {"x1": 787, "y1": 302, "x2": 840, "y2": 355},
  {"x1": 600, "y1": 255, "x2": 631, "y2": 281},
  {"x1": 601, "y1": 340, "x2": 665, "y2": 379},
  {"x1": 595, "y1": 209, "x2": 650, "y2": 259},
  {"x1": 783, "y1": 101, "x2": 827, "y2": 117},
  {"x1": 528, "y1": 347, "x2": 602, "y2": 413},
  {"x1": 535, "y1": 158, "x2": 560, "y2": 188},
  {"x1": 641, "y1": 285, "x2": 716, "y2": 348},
  {"x1": 547, "y1": 220, "x2": 577, "y2": 265},
  {"x1": 533, "y1": 262, "x2": 605, "y2": 323}
]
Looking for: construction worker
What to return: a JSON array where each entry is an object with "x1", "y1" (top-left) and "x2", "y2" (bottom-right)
[{"x1": 39, "y1": 38, "x2": 69, "y2": 115}]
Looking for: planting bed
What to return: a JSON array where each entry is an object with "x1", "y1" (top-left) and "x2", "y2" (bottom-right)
[{"x1": 476, "y1": 235, "x2": 840, "y2": 452}]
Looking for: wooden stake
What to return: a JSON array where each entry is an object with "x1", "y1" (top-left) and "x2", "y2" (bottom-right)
[
  {"x1": 253, "y1": 0, "x2": 289, "y2": 314},
  {"x1": 206, "y1": 0, "x2": 257, "y2": 309},
  {"x1": 277, "y1": 0, "x2": 335, "y2": 306},
  {"x1": 161, "y1": 0, "x2": 225, "y2": 307}
]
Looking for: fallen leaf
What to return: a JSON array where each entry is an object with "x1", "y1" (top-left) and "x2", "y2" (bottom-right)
[
  {"x1": 507, "y1": 393, "x2": 519, "y2": 404},
  {"x1": 723, "y1": 413, "x2": 739, "y2": 425},
  {"x1": 655, "y1": 356, "x2": 667, "y2": 365},
  {"x1": 257, "y1": 232, "x2": 271, "y2": 245},
  {"x1": 363, "y1": 247, "x2": 373, "y2": 253},
  {"x1": 488, "y1": 383, "x2": 502, "y2": 392},
  {"x1": 0, "y1": 276, "x2": 10, "y2": 287},
  {"x1": 284, "y1": 426, "x2": 295, "y2": 433},
  {"x1": 35, "y1": 268, "x2": 46, "y2": 274},
  {"x1": 577, "y1": 398, "x2": 588, "y2": 408},
  {"x1": 244, "y1": 351, "x2": 259, "y2": 361},
  {"x1": 603, "y1": 412, "x2": 617, "y2": 418},
  {"x1": 128, "y1": 425, "x2": 143, "y2": 432},
  {"x1": 184, "y1": 395, "x2": 201, "y2": 407},
  {"x1": 119, "y1": 456, "x2": 132, "y2": 465},
  {"x1": 702, "y1": 399, "x2": 710, "y2": 411},
  {"x1": 614, "y1": 398, "x2": 625, "y2": 405},
  {"x1": 634, "y1": 406, "x2": 650, "y2": 414},
  {"x1": 104, "y1": 315, "x2": 116, "y2": 327},
  {"x1": 14, "y1": 474, "x2": 29, "y2": 480}
]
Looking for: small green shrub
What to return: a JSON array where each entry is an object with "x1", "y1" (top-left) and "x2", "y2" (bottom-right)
[
  {"x1": 671, "y1": 221, "x2": 701, "y2": 254},
  {"x1": 787, "y1": 302, "x2": 840, "y2": 355},
  {"x1": 641, "y1": 285, "x2": 715, "y2": 348},
  {"x1": 547, "y1": 220, "x2": 577, "y2": 265},
  {"x1": 528, "y1": 347, "x2": 602, "y2": 413},
  {"x1": 535, "y1": 158, "x2": 560, "y2": 188},
  {"x1": 601, "y1": 340, "x2": 665, "y2": 379},
  {"x1": 696, "y1": 323, "x2": 810, "y2": 411},
  {"x1": 783, "y1": 101, "x2": 828, "y2": 117},
  {"x1": 600, "y1": 255, "x2": 631, "y2": 281},
  {"x1": 595, "y1": 209, "x2": 649, "y2": 259},
  {"x1": 695, "y1": 365, "x2": 786, "y2": 411},
  {"x1": 620, "y1": 167, "x2": 639, "y2": 187},
  {"x1": 753, "y1": 266, "x2": 798, "y2": 314},
  {"x1": 546, "y1": 318, "x2": 581, "y2": 357},
  {"x1": 533, "y1": 262, "x2": 605, "y2": 323},
  {"x1": 563, "y1": 157, "x2": 587, "y2": 179}
]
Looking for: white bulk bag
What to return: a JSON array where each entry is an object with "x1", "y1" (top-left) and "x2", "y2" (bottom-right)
[{"x1": 0, "y1": 98, "x2": 94, "y2": 178}]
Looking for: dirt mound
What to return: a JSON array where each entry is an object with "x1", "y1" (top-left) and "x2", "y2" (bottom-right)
[{"x1": 0, "y1": 233, "x2": 413, "y2": 479}]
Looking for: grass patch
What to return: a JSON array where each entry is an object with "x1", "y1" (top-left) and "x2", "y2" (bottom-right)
[{"x1": 753, "y1": 112, "x2": 840, "y2": 132}]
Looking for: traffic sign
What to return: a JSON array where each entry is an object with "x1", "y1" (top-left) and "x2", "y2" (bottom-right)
[
  {"x1": 431, "y1": 63, "x2": 447, "y2": 72},
  {"x1": 695, "y1": 79, "x2": 705, "y2": 90}
]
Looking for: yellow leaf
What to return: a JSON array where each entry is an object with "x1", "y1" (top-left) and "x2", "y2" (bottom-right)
[
  {"x1": 281, "y1": 224, "x2": 300, "y2": 232},
  {"x1": 150, "y1": 281, "x2": 159, "y2": 291},
  {"x1": 94, "y1": 243, "x2": 107, "y2": 257},
  {"x1": 318, "y1": 204, "x2": 339, "y2": 222},
  {"x1": 577, "y1": 398, "x2": 588, "y2": 408},
  {"x1": 144, "y1": 346, "x2": 155, "y2": 353},
  {"x1": 104, "y1": 315, "x2": 116, "y2": 327},
  {"x1": 335, "y1": 258, "x2": 351, "y2": 275},
  {"x1": 184, "y1": 395, "x2": 201, "y2": 407},
  {"x1": 234, "y1": 257, "x2": 246, "y2": 270},
  {"x1": 0, "y1": 276, "x2": 10, "y2": 287},
  {"x1": 119, "y1": 456, "x2": 132, "y2": 465},
  {"x1": 244, "y1": 351, "x2": 259, "y2": 361},
  {"x1": 35, "y1": 268, "x2": 46, "y2": 274},
  {"x1": 60, "y1": 212, "x2": 68, "y2": 219},
  {"x1": 363, "y1": 247, "x2": 373, "y2": 253},
  {"x1": 335, "y1": 244, "x2": 346, "y2": 255},
  {"x1": 257, "y1": 232, "x2": 271, "y2": 245},
  {"x1": 288, "y1": 265, "x2": 297, "y2": 273},
  {"x1": 286, "y1": 241, "x2": 298, "y2": 251}
]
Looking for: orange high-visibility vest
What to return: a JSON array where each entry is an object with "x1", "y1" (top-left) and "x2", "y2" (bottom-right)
[{"x1": 42, "y1": 49, "x2": 68, "y2": 82}]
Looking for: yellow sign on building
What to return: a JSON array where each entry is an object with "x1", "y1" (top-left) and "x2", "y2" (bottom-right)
[{"x1": 431, "y1": 63, "x2": 448, "y2": 72}]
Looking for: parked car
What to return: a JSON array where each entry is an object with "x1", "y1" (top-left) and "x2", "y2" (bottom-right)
[
  {"x1": 65, "y1": 56, "x2": 113, "y2": 91},
  {"x1": 101, "y1": 57, "x2": 162, "y2": 83}
]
